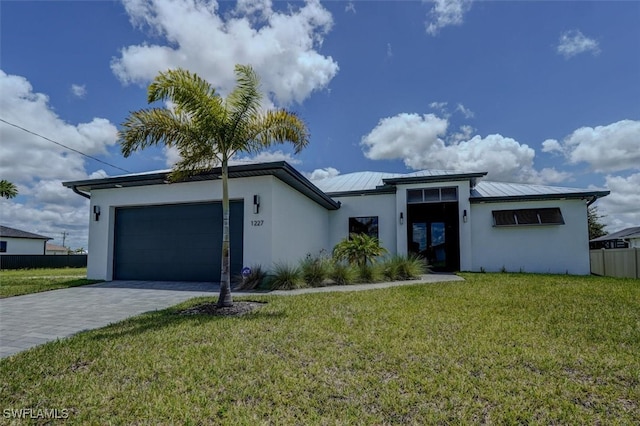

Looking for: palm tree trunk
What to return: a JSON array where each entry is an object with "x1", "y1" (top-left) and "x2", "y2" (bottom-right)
[{"x1": 217, "y1": 158, "x2": 233, "y2": 307}]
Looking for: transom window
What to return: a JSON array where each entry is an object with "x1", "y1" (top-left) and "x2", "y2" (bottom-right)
[
  {"x1": 349, "y1": 216, "x2": 379, "y2": 239},
  {"x1": 407, "y1": 187, "x2": 458, "y2": 204},
  {"x1": 492, "y1": 208, "x2": 564, "y2": 226}
]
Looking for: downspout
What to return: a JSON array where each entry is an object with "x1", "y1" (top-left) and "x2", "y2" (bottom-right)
[{"x1": 71, "y1": 186, "x2": 91, "y2": 199}]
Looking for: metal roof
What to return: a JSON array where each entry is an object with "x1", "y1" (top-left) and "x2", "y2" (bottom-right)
[
  {"x1": 0, "y1": 225, "x2": 52, "y2": 240},
  {"x1": 63, "y1": 162, "x2": 340, "y2": 210},
  {"x1": 311, "y1": 169, "x2": 486, "y2": 195},
  {"x1": 470, "y1": 181, "x2": 609, "y2": 203},
  {"x1": 590, "y1": 226, "x2": 640, "y2": 242},
  {"x1": 64, "y1": 161, "x2": 609, "y2": 208}
]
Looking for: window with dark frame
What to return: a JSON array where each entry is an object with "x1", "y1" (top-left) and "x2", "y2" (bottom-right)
[
  {"x1": 492, "y1": 208, "x2": 565, "y2": 226},
  {"x1": 407, "y1": 187, "x2": 458, "y2": 203},
  {"x1": 0, "y1": 241, "x2": 6, "y2": 253},
  {"x1": 349, "y1": 216, "x2": 379, "y2": 239}
]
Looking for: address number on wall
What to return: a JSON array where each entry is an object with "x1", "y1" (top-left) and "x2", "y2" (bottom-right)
[{"x1": 251, "y1": 220, "x2": 264, "y2": 226}]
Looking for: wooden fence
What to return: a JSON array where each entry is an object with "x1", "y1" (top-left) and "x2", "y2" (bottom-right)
[
  {"x1": 0, "y1": 255, "x2": 87, "y2": 270},
  {"x1": 590, "y1": 248, "x2": 639, "y2": 279}
]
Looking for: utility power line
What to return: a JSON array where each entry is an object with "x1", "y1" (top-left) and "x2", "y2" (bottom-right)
[{"x1": 0, "y1": 117, "x2": 130, "y2": 174}]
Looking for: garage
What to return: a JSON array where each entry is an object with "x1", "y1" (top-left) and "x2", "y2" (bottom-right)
[{"x1": 113, "y1": 201, "x2": 244, "y2": 281}]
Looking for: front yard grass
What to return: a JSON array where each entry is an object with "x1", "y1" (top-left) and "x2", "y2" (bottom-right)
[
  {"x1": 0, "y1": 268, "x2": 100, "y2": 298},
  {"x1": 1, "y1": 273, "x2": 638, "y2": 423}
]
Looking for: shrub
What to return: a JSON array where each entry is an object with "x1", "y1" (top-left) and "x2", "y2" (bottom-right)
[
  {"x1": 333, "y1": 233, "x2": 388, "y2": 268},
  {"x1": 328, "y1": 261, "x2": 357, "y2": 285},
  {"x1": 396, "y1": 255, "x2": 428, "y2": 279},
  {"x1": 300, "y1": 255, "x2": 330, "y2": 287},
  {"x1": 269, "y1": 263, "x2": 305, "y2": 290},
  {"x1": 380, "y1": 257, "x2": 401, "y2": 281},
  {"x1": 233, "y1": 265, "x2": 267, "y2": 290},
  {"x1": 356, "y1": 264, "x2": 384, "y2": 284}
]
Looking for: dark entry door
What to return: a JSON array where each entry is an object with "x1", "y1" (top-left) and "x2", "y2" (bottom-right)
[
  {"x1": 408, "y1": 203, "x2": 460, "y2": 271},
  {"x1": 113, "y1": 201, "x2": 244, "y2": 281}
]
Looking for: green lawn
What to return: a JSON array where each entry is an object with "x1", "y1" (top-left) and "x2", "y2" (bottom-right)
[
  {"x1": 0, "y1": 268, "x2": 100, "y2": 298},
  {"x1": 1, "y1": 273, "x2": 638, "y2": 424}
]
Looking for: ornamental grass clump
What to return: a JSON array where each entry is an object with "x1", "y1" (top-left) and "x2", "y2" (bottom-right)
[
  {"x1": 328, "y1": 261, "x2": 357, "y2": 285},
  {"x1": 269, "y1": 263, "x2": 305, "y2": 290},
  {"x1": 300, "y1": 255, "x2": 331, "y2": 287},
  {"x1": 396, "y1": 255, "x2": 428, "y2": 280},
  {"x1": 233, "y1": 265, "x2": 267, "y2": 290}
]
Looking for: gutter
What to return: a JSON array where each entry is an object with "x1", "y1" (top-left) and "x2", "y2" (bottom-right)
[{"x1": 71, "y1": 186, "x2": 91, "y2": 199}]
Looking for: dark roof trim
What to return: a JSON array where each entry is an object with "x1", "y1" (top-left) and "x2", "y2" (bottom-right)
[
  {"x1": 470, "y1": 190, "x2": 610, "y2": 204},
  {"x1": 0, "y1": 225, "x2": 52, "y2": 240},
  {"x1": 326, "y1": 186, "x2": 397, "y2": 198},
  {"x1": 63, "y1": 161, "x2": 340, "y2": 210},
  {"x1": 382, "y1": 172, "x2": 487, "y2": 186}
]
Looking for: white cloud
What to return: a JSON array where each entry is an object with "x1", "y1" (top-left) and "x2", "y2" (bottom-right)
[
  {"x1": 456, "y1": 103, "x2": 474, "y2": 119},
  {"x1": 361, "y1": 112, "x2": 568, "y2": 184},
  {"x1": 541, "y1": 138, "x2": 563, "y2": 154},
  {"x1": 345, "y1": 1, "x2": 355, "y2": 14},
  {"x1": 70, "y1": 84, "x2": 87, "y2": 98},
  {"x1": 425, "y1": 0, "x2": 473, "y2": 36},
  {"x1": 233, "y1": 150, "x2": 302, "y2": 165},
  {"x1": 553, "y1": 120, "x2": 640, "y2": 172},
  {"x1": 112, "y1": 0, "x2": 339, "y2": 106},
  {"x1": 557, "y1": 30, "x2": 600, "y2": 59},
  {"x1": 387, "y1": 43, "x2": 393, "y2": 59},
  {"x1": 0, "y1": 70, "x2": 118, "y2": 250},
  {"x1": 306, "y1": 167, "x2": 340, "y2": 181},
  {"x1": 597, "y1": 173, "x2": 640, "y2": 232}
]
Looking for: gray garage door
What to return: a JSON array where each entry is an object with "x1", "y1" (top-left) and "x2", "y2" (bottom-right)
[{"x1": 113, "y1": 201, "x2": 243, "y2": 281}]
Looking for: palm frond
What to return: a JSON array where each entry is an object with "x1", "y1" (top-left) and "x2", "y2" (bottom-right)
[
  {"x1": 244, "y1": 109, "x2": 310, "y2": 154},
  {"x1": 119, "y1": 108, "x2": 196, "y2": 157},
  {"x1": 225, "y1": 65, "x2": 263, "y2": 143},
  {"x1": 148, "y1": 68, "x2": 226, "y2": 133}
]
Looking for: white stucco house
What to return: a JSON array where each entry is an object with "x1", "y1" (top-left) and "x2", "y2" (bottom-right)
[
  {"x1": 0, "y1": 225, "x2": 52, "y2": 255},
  {"x1": 63, "y1": 161, "x2": 609, "y2": 282}
]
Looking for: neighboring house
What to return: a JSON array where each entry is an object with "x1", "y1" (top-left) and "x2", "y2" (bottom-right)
[
  {"x1": 590, "y1": 227, "x2": 640, "y2": 249},
  {"x1": 0, "y1": 225, "x2": 51, "y2": 255},
  {"x1": 63, "y1": 161, "x2": 609, "y2": 282},
  {"x1": 46, "y1": 243, "x2": 70, "y2": 255}
]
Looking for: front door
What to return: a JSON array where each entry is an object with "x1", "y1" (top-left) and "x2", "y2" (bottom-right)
[{"x1": 407, "y1": 202, "x2": 460, "y2": 271}]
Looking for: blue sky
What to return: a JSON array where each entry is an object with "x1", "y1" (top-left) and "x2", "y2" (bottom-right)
[{"x1": 1, "y1": 0, "x2": 638, "y2": 250}]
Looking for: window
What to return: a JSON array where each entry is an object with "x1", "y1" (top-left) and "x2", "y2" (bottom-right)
[
  {"x1": 349, "y1": 216, "x2": 379, "y2": 239},
  {"x1": 0, "y1": 241, "x2": 6, "y2": 252},
  {"x1": 407, "y1": 187, "x2": 458, "y2": 203},
  {"x1": 492, "y1": 208, "x2": 564, "y2": 226}
]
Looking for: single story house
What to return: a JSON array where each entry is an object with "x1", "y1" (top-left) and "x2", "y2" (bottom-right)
[
  {"x1": 63, "y1": 161, "x2": 609, "y2": 281},
  {"x1": 0, "y1": 225, "x2": 52, "y2": 255},
  {"x1": 46, "y1": 243, "x2": 70, "y2": 255},
  {"x1": 590, "y1": 226, "x2": 640, "y2": 249}
]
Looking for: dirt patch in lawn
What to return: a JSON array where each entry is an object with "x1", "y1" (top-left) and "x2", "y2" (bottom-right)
[{"x1": 179, "y1": 301, "x2": 266, "y2": 317}]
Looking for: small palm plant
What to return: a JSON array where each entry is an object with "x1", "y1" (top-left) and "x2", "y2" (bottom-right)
[{"x1": 332, "y1": 233, "x2": 388, "y2": 268}]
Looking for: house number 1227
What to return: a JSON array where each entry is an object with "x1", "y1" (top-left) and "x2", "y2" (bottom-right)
[{"x1": 251, "y1": 220, "x2": 264, "y2": 226}]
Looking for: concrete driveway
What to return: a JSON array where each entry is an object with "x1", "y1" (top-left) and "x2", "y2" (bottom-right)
[{"x1": 0, "y1": 274, "x2": 463, "y2": 359}]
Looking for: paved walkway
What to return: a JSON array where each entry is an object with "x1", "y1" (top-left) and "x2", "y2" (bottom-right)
[{"x1": 0, "y1": 274, "x2": 463, "y2": 359}]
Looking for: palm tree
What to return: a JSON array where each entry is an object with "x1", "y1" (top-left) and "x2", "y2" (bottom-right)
[
  {"x1": 333, "y1": 233, "x2": 388, "y2": 268},
  {"x1": 0, "y1": 180, "x2": 18, "y2": 199},
  {"x1": 119, "y1": 65, "x2": 309, "y2": 307}
]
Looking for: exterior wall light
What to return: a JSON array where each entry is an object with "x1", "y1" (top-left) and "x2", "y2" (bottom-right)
[
  {"x1": 253, "y1": 195, "x2": 260, "y2": 214},
  {"x1": 399, "y1": 212, "x2": 404, "y2": 225},
  {"x1": 463, "y1": 209, "x2": 468, "y2": 223},
  {"x1": 93, "y1": 205, "x2": 101, "y2": 221}
]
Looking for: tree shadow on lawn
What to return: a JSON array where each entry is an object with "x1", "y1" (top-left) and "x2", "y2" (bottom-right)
[{"x1": 85, "y1": 298, "x2": 284, "y2": 342}]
